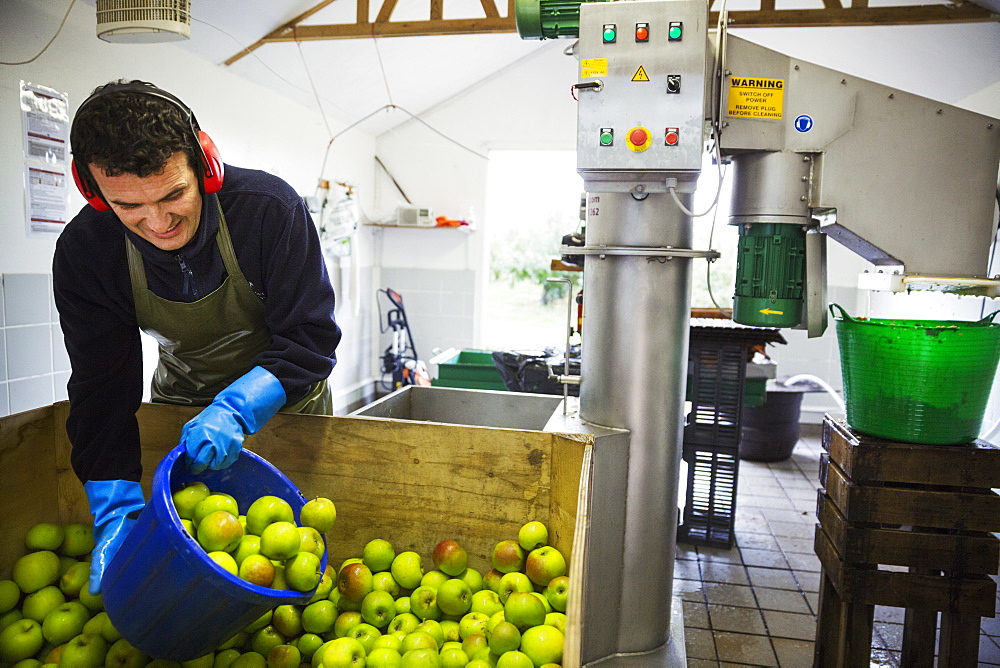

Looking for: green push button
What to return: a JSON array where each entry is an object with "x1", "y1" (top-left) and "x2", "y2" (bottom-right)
[
  {"x1": 600, "y1": 129, "x2": 614, "y2": 146},
  {"x1": 603, "y1": 24, "x2": 617, "y2": 43},
  {"x1": 668, "y1": 22, "x2": 682, "y2": 40}
]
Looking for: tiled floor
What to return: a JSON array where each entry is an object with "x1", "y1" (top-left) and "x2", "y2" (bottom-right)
[{"x1": 674, "y1": 426, "x2": 1000, "y2": 667}]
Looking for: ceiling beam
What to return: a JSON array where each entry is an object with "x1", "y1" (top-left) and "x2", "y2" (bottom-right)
[{"x1": 224, "y1": 0, "x2": 996, "y2": 66}]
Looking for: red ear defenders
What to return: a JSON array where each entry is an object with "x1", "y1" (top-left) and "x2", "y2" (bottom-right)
[{"x1": 70, "y1": 82, "x2": 223, "y2": 212}]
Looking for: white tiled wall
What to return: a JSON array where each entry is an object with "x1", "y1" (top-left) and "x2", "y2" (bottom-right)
[{"x1": 0, "y1": 274, "x2": 70, "y2": 417}]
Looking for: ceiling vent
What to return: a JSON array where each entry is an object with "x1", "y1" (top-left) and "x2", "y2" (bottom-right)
[{"x1": 96, "y1": 0, "x2": 191, "y2": 43}]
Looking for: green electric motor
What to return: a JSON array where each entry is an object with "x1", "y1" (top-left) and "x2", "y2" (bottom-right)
[
  {"x1": 732, "y1": 223, "x2": 806, "y2": 328},
  {"x1": 514, "y1": 0, "x2": 607, "y2": 39}
]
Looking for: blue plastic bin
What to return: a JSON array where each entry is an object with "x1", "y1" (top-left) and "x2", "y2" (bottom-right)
[{"x1": 102, "y1": 445, "x2": 325, "y2": 661}]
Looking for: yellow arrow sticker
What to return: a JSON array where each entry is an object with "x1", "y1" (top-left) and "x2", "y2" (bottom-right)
[
  {"x1": 759, "y1": 308, "x2": 784, "y2": 315},
  {"x1": 631, "y1": 65, "x2": 650, "y2": 82}
]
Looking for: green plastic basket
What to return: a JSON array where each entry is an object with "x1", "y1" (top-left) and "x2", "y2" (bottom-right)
[{"x1": 830, "y1": 303, "x2": 1000, "y2": 445}]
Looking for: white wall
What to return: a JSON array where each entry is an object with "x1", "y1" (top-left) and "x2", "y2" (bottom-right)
[{"x1": 1, "y1": 0, "x2": 379, "y2": 413}]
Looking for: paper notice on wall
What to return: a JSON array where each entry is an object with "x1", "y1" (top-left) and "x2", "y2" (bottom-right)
[
  {"x1": 20, "y1": 81, "x2": 70, "y2": 164},
  {"x1": 25, "y1": 164, "x2": 69, "y2": 235}
]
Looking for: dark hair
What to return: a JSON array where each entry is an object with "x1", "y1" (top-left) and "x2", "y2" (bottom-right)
[{"x1": 70, "y1": 79, "x2": 202, "y2": 181}]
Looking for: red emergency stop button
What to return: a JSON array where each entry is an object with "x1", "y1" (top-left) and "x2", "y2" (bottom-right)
[
  {"x1": 626, "y1": 126, "x2": 653, "y2": 152},
  {"x1": 665, "y1": 128, "x2": 679, "y2": 146},
  {"x1": 630, "y1": 128, "x2": 648, "y2": 145}
]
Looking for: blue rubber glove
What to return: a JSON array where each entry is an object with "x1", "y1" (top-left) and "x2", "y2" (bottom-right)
[
  {"x1": 85, "y1": 479, "x2": 146, "y2": 595},
  {"x1": 181, "y1": 366, "x2": 287, "y2": 475}
]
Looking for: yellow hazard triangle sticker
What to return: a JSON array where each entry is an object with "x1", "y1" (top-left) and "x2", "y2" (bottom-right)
[{"x1": 631, "y1": 66, "x2": 650, "y2": 82}]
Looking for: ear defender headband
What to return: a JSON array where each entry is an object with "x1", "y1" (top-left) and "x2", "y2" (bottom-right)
[{"x1": 71, "y1": 82, "x2": 224, "y2": 212}]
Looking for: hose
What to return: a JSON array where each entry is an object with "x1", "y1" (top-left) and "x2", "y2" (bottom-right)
[{"x1": 782, "y1": 374, "x2": 846, "y2": 413}]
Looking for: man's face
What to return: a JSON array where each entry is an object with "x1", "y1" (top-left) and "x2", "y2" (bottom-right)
[{"x1": 90, "y1": 151, "x2": 203, "y2": 252}]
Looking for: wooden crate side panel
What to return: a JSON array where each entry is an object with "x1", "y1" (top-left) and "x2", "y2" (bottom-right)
[
  {"x1": 562, "y1": 442, "x2": 593, "y2": 668},
  {"x1": 52, "y1": 402, "x2": 91, "y2": 527}
]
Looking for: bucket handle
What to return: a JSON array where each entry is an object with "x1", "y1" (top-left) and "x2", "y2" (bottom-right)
[
  {"x1": 828, "y1": 303, "x2": 853, "y2": 322},
  {"x1": 977, "y1": 310, "x2": 1000, "y2": 326}
]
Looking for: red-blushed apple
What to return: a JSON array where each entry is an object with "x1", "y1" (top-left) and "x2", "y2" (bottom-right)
[
  {"x1": 321, "y1": 635, "x2": 366, "y2": 667},
  {"x1": 171, "y1": 481, "x2": 210, "y2": 520},
  {"x1": 372, "y1": 570, "x2": 401, "y2": 598},
  {"x1": 12, "y1": 551, "x2": 60, "y2": 594},
  {"x1": 408, "y1": 586, "x2": 441, "y2": 621},
  {"x1": 192, "y1": 493, "x2": 239, "y2": 526},
  {"x1": 60, "y1": 630, "x2": 109, "y2": 665},
  {"x1": 483, "y1": 568, "x2": 504, "y2": 594},
  {"x1": 361, "y1": 590, "x2": 397, "y2": 629},
  {"x1": 389, "y1": 551, "x2": 425, "y2": 590},
  {"x1": 60, "y1": 523, "x2": 95, "y2": 557},
  {"x1": 457, "y1": 611, "x2": 489, "y2": 640},
  {"x1": 367, "y1": 646, "x2": 403, "y2": 668},
  {"x1": 497, "y1": 572, "x2": 533, "y2": 604},
  {"x1": 363, "y1": 539, "x2": 396, "y2": 573},
  {"x1": 41, "y1": 600, "x2": 90, "y2": 645},
  {"x1": 544, "y1": 611, "x2": 567, "y2": 634},
  {"x1": 436, "y1": 579, "x2": 473, "y2": 617},
  {"x1": 457, "y1": 567, "x2": 483, "y2": 594},
  {"x1": 387, "y1": 612, "x2": 420, "y2": 635},
  {"x1": 543, "y1": 575, "x2": 570, "y2": 612},
  {"x1": 300, "y1": 497, "x2": 337, "y2": 534},
  {"x1": 471, "y1": 589, "x2": 503, "y2": 617},
  {"x1": 432, "y1": 540, "x2": 468, "y2": 577},
  {"x1": 461, "y1": 632, "x2": 488, "y2": 659},
  {"x1": 414, "y1": 619, "x2": 444, "y2": 648},
  {"x1": 260, "y1": 521, "x2": 301, "y2": 561},
  {"x1": 208, "y1": 551, "x2": 239, "y2": 576},
  {"x1": 488, "y1": 620, "x2": 521, "y2": 655},
  {"x1": 297, "y1": 526, "x2": 326, "y2": 559},
  {"x1": 245, "y1": 495, "x2": 295, "y2": 536},
  {"x1": 251, "y1": 623, "x2": 286, "y2": 656},
  {"x1": 338, "y1": 562, "x2": 375, "y2": 603},
  {"x1": 0, "y1": 618, "x2": 44, "y2": 663},
  {"x1": 398, "y1": 630, "x2": 437, "y2": 653},
  {"x1": 21, "y1": 585, "x2": 64, "y2": 623},
  {"x1": 490, "y1": 540, "x2": 525, "y2": 574},
  {"x1": 0, "y1": 580, "x2": 18, "y2": 615},
  {"x1": 420, "y1": 570, "x2": 448, "y2": 590},
  {"x1": 285, "y1": 551, "x2": 323, "y2": 592},
  {"x1": 517, "y1": 521, "x2": 549, "y2": 551},
  {"x1": 58, "y1": 560, "x2": 89, "y2": 598},
  {"x1": 503, "y1": 592, "x2": 546, "y2": 631},
  {"x1": 196, "y1": 510, "x2": 244, "y2": 553},
  {"x1": 239, "y1": 553, "x2": 276, "y2": 587},
  {"x1": 302, "y1": 600, "x2": 338, "y2": 635},
  {"x1": 24, "y1": 522, "x2": 65, "y2": 552},
  {"x1": 333, "y1": 610, "x2": 363, "y2": 639},
  {"x1": 497, "y1": 650, "x2": 534, "y2": 668},
  {"x1": 520, "y1": 624, "x2": 564, "y2": 666},
  {"x1": 348, "y1": 621, "x2": 382, "y2": 654},
  {"x1": 524, "y1": 546, "x2": 567, "y2": 587},
  {"x1": 105, "y1": 636, "x2": 150, "y2": 666},
  {"x1": 272, "y1": 604, "x2": 304, "y2": 638},
  {"x1": 267, "y1": 643, "x2": 302, "y2": 668}
]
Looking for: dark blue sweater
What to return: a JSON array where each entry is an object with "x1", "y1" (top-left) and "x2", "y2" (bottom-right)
[{"x1": 53, "y1": 165, "x2": 342, "y2": 483}]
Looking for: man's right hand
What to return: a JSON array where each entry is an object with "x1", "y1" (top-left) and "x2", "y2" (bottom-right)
[{"x1": 84, "y1": 480, "x2": 146, "y2": 595}]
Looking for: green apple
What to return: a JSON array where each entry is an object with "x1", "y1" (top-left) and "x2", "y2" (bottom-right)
[
  {"x1": 399, "y1": 647, "x2": 439, "y2": 667},
  {"x1": 294, "y1": 632, "x2": 324, "y2": 660},
  {"x1": 519, "y1": 624, "x2": 564, "y2": 666},
  {"x1": 0, "y1": 618, "x2": 44, "y2": 663},
  {"x1": 22, "y1": 585, "x2": 65, "y2": 623},
  {"x1": 196, "y1": 510, "x2": 244, "y2": 553},
  {"x1": 308, "y1": 565, "x2": 335, "y2": 603},
  {"x1": 40, "y1": 600, "x2": 90, "y2": 644},
  {"x1": 212, "y1": 648, "x2": 241, "y2": 667},
  {"x1": 238, "y1": 553, "x2": 275, "y2": 587},
  {"x1": 266, "y1": 643, "x2": 301, "y2": 668},
  {"x1": 12, "y1": 551, "x2": 60, "y2": 594},
  {"x1": 458, "y1": 612, "x2": 489, "y2": 640},
  {"x1": 333, "y1": 610, "x2": 363, "y2": 638},
  {"x1": 285, "y1": 551, "x2": 323, "y2": 592},
  {"x1": 457, "y1": 567, "x2": 483, "y2": 594},
  {"x1": 466, "y1": 658, "x2": 493, "y2": 668},
  {"x1": 486, "y1": 610, "x2": 506, "y2": 634},
  {"x1": 363, "y1": 539, "x2": 396, "y2": 573},
  {"x1": 439, "y1": 619, "x2": 460, "y2": 644},
  {"x1": 57, "y1": 554, "x2": 77, "y2": 577},
  {"x1": 60, "y1": 630, "x2": 109, "y2": 666},
  {"x1": 372, "y1": 570, "x2": 401, "y2": 598},
  {"x1": 419, "y1": 570, "x2": 448, "y2": 590},
  {"x1": 180, "y1": 518, "x2": 196, "y2": 538},
  {"x1": 398, "y1": 631, "x2": 437, "y2": 653},
  {"x1": 0, "y1": 581, "x2": 20, "y2": 615},
  {"x1": 250, "y1": 624, "x2": 286, "y2": 656},
  {"x1": 230, "y1": 652, "x2": 267, "y2": 667},
  {"x1": 517, "y1": 521, "x2": 549, "y2": 551},
  {"x1": 219, "y1": 630, "x2": 248, "y2": 651},
  {"x1": 193, "y1": 494, "x2": 240, "y2": 526},
  {"x1": 78, "y1": 587, "x2": 104, "y2": 612},
  {"x1": 96, "y1": 610, "x2": 122, "y2": 643},
  {"x1": 59, "y1": 560, "x2": 90, "y2": 598},
  {"x1": 232, "y1": 535, "x2": 261, "y2": 566},
  {"x1": 431, "y1": 540, "x2": 467, "y2": 577},
  {"x1": 503, "y1": 592, "x2": 546, "y2": 631},
  {"x1": 471, "y1": 589, "x2": 503, "y2": 618},
  {"x1": 461, "y1": 632, "x2": 488, "y2": 659},
  {"x1": 543, "y1": 575, "x2": 569, "y2": 613},
  {"x1": 387, "y1": 612, "x2": 420, "y2": 636},
  {"x1": 394, "y1": 596, "x2": 411, "y2": 616},
  {"x1": 24, "y1": 523, "x2": 65, "y2": 552},
  {"x1": 490, "y1": 541, "x2": 525, "y2": 574},
  {"x1": 367, "y1": 646, "x2": 403, "y2": 668},
  {"x1": 496, "y1": 650, "x2": 533, "y2": 668},
  {"x1": 271, "y1": 604, "x2": 303, "y2": 638},
  {"x1": 271, "y1": 562, "x2": 289, "y2": 590},
  {"x1": 302, "y1": 600, "x2": 338, "y2": 635},
  {"x1": 208, "y1": 551, "x2": 239, "y2": 576},
  {"x1": 171, "y1": 481, "x2": 211, "y2": 520},
  {"x1": 259, "y1": 522, "x2": 300, "y2": 561},
  {"x1": 497, "y1": 573, "x2": 532, "y2": 604},
  {"x1": 60, "y1": 523, "x2": 95, "y2": 557},
  {"x1": 439, "y1": 646, "x2": 469, "y2": 668},
  {"x1": 299, "y1": 497, "x2": 337, "y2": 534},
  {"x1": 408, "y1": 586, "x2": 441, "y2": 622},
  {"x1": 531, "y1": 592, "x2": 552, "y2": 614},
  {"x1": 182, "y1": 653, "x2": 214, "y2": 667},
  {"x1": 482, "y1": 569, "x2": 504, "y2": 594},
  {"x1": 415, "y1": 620, "x2": 446, "y2": 650},
  {"x1": 245, "y1": 496, "x2": 295, "y2": 536},
  {"x1": 487, "y1": 621, "x2": 520, "y2": 655},
  {"x1": 544, "y1": 611, "x2": 567, "y2": 634},
  {"x1": 0, "y1": 609, "x2": 20, "y2": 633},
  {"x1": 389, "y1": 552, "x2": 424, "y2": 590},
  {"x1": 348, "y1": 621, "x2": 382, "y2": 654},
  {"x1": 104, "y1": 636, "x2": 149, "y2": 667},
  {"x1": 338, "y1": 562, "x2": 374, "y2": 604},
  {"x1": 311, "y1": 639, "x2": 336, "y2": 668},
  {"x1": 435, "y1": 579, "x2": 472, "y2": 617},
  {"x1": 372, "y1": 633, "x2": 403, "y2": 651},
  {"x1": 297, "y1": 526, "x2": 326, "y2": 559},
  {"x1": 524, "y1": 546, "x2": 567, "y2": 587},
  {"x1": 320, "y1": 636, "x2": 366, "y2": 667},
  {"x1": 361, "y1": 590, "x2": 397, "y2": 629},
  {"x1": 244, "y1": 609, "x2": 273, "y2": 634}
]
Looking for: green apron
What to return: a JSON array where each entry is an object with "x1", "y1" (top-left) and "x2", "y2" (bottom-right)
[{"x1": 126, "y1": 203, "x2": 331, "y2": 415}]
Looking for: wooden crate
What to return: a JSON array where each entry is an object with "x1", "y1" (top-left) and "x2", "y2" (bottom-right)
[{"x1": 0, "y1": 402, "x2": 595, "y2": 666}]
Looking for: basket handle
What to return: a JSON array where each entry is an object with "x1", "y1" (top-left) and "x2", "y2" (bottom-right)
[
  {"x1": 977, "y1": 310, "x2": 1000, "y2": 326},
  {"x1": 828, "y1": 303, "x2": 853, "y2": 322}
]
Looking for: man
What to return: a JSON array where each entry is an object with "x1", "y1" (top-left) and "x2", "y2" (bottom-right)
[{"x1": 54, "y1": 80, "x2": 342, "y2": 595}]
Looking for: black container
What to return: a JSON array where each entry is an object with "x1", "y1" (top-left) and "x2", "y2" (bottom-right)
[{"x1": 739, "y1": 388, "x2": 804, "y2": 462}]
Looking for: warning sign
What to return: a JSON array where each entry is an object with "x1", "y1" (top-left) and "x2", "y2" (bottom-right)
[
  {"x1": 581, "y1": 58, "x2": 608, "y2": 78},
  {"x1": 631, "y1": 65, "x2": 650, "y2": 82},
  {"x1": 727, "y1": 76, "x2": 784, "y2": 119}
]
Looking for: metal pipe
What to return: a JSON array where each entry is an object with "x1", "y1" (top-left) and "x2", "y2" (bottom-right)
[{"x1": 547, "y1": 277, "x2": 575, "y2": 415}]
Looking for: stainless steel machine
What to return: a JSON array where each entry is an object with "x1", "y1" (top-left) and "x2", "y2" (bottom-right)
[{"x1": 508, "y1": 0, "x2": 1000, "y2": 664}]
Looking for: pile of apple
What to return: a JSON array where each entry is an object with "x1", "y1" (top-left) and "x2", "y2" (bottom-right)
[{"x1": 172, "y1": 481, "x2": 336, "y2": 593}]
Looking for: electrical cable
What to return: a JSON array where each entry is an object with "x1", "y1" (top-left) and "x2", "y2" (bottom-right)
[
  {"x1": 1, "y1": 0, "x2": 77, "y2": 65},
  {"x1": 668, "y1": 137, "x2": 725, "y2": 218},
  {"x1": 369, "y1": 30, "x2": 395, "y2": 107},
  {"x1": 296, "y1": 41, "x2": 334, "y2": 140},
  {"x1": 704, "y1": 142, "x2": 732, "y2": 318}
]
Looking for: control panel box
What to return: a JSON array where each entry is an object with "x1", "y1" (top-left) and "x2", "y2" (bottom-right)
[{"x1": 576, "y1": 0, "x2": 708, "y2": 192}]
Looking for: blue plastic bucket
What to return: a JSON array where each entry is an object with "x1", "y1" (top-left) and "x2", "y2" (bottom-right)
[{"x1": 102, "y1": 445, "x2": 326, "y2": 661}]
